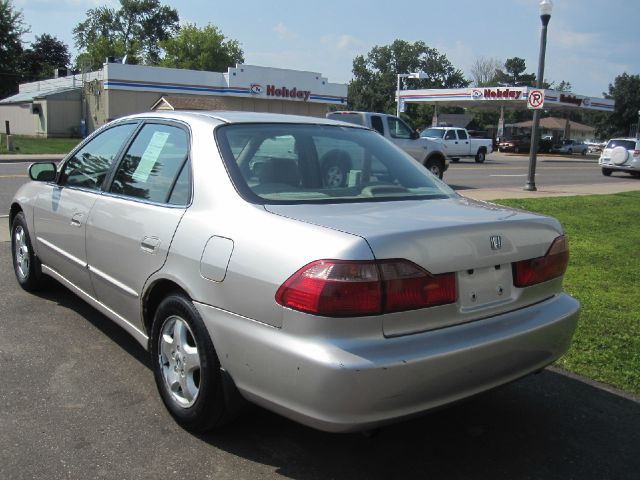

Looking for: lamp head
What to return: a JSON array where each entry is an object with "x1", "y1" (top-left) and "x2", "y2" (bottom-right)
[{"x1": 539, "y1": 0, "x2": 553, "y2": 16}]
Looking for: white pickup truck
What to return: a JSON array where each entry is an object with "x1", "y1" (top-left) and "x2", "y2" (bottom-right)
[
  {"x1": 420, "y1": 127, "x2": 493, "y2": 163},
  {"x1": 326, "y1": 111, "x2": 450, "y2": 179}
]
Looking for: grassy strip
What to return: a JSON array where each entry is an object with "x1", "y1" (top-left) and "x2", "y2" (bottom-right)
[
  {"x1": 0, "y1": 133, "x2": 80, "y2": 155},
  {"x1": 497, "y1": 192, "x2": 640, "y2": 395}
]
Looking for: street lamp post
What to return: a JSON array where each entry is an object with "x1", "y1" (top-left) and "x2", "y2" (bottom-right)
[
  {"x1": 396, "y1": 72, "x2": 427, "y2": 117},
  {"x1": 524, "y1": 0, "x2": 553, "y2": 191}
]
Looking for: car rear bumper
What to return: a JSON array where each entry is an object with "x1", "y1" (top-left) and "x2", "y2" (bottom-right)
[
  {"x1": 599, "y1": 158, "x2": 640, "y2": 172},
  {"x1": 195, "y1": 293, "x2": 579, "y2": 432}
]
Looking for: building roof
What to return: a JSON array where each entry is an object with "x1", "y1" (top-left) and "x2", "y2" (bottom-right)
[
  {"x1": 0, "y1": 86, "x2": 80, "y2": 104},
  {"x1": 511, "y1": 116, "x2": 595, "y2": 133},
  {"x1": 150, "y1": 95, "x2": 231, "y2": 111}
]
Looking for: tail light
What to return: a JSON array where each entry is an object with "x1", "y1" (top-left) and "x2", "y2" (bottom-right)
[
  {"x1": 633, "y1": 150, "x2": 640, "y2": 157},
  {"x1": 512, "y1": 235, "x2": 569, "y2": 287},
  {"x1": 275, "y1": 259, "x2": 457, "y2": 317}
]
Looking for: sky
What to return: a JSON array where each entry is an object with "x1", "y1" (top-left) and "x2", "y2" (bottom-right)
[{"x1": 12, "y1": 0, "x2": 640, "y2": 98}]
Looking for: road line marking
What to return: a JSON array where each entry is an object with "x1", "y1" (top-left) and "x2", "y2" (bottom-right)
[
  {"x1": 490, "y1": 174, "x2": 528, "y2": 177},
  {"x1": 0, "y1": 174, "x2": 28, "y2": 178}
]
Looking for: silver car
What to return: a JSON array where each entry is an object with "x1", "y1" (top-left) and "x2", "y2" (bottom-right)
[{"x1": 10, "y1": 111, "x2": 580, "y2": 433}]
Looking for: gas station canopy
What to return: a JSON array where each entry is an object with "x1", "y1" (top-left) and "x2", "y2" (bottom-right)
[{"x1": 398, "y1": 86, "x2": 614, "y2": 112}]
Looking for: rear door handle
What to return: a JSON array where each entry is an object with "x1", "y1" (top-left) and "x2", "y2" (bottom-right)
[
  {"x1": 141, "y1": 236, "x2": 160, "y2": 253},
  {"x1": 70, "y1": 212, "x2": 84, "y2": 227}
]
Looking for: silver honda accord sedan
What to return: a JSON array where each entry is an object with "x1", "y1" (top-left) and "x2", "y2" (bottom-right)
[{"x1": 10, "y1": 111, "x2": 580, "y2": 433}]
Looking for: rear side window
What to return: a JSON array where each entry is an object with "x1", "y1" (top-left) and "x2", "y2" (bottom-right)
[
  {"x1": 110, "y1": 123, "x2": 189, "y2": 204},
  {"x1": 370, "y1": 116, "x2": 384, "y2": 135},
  {"x1": 457, "y1": 129, "x2": 468, "y2": 140},
  {"x1": 606, "y1": 139, "x2": 635, "y2": 150}
]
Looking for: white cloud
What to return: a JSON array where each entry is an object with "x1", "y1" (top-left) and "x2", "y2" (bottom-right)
[
  {"x1": 273, "y1": 22, "x2": 297, "y2": 41},
  {"x1": 320, "y1": 34, "x2": 362, "y2": 50}
]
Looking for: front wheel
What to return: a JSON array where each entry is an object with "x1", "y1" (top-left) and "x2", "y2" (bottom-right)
[
  {"x1": 475, "y1": 150, "x2": 486, "y2": 163},
  {"x1": 11, "y1": 212, "x2": 45, "y2": 292},
  {"x1": 425, "y1": 159, "x2": 444, "y2": 179},
  {"x1": 151, "y1": 294, "x2": 234, "y2": 431},
  {"x1": 601, "y1": 168, "x2": 612, "y2": 176}
]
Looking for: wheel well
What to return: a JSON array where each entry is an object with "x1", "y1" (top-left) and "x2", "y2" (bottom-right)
[
  {"x1": 9, "y1": 203, "x2": 22, "y2": 226},
  {"x1": 143, "y1": 279, "x2": 190, "y2": 336},
  {"x1": 478, "y1": 147, "x2": 487, "y2": 154}
]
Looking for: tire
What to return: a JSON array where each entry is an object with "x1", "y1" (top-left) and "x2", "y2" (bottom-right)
[
  {"x1": 514, "y1": 146, "x2": 520, "y2": 154},
  {"x1": 451, "y1": 158, "x2": 460, "y2": 163},
  {"x1": 151, "y1": 294, "x2": 235, "y2": 432},
  {"x1": 475, "y1": 149, "x2": 486, "y2": 163},
  {"x1": 581, "y1": 149, "x2": 587, "y2": 156},
  {"x1": 11, "y1": 212, "x2": 45, "y2": 292},
  {"x1": 601, "y1": 168, "x2": 612, "y2": 176},
  {"x1": 321, "y1": 150, "x2": 351, "y2": 188},
  {"x1": 425, "y1": 159, "x2": 444, "y2": 179},
  {"x1": 567, "y1": 148, "x2": 573, "y2": 155}
]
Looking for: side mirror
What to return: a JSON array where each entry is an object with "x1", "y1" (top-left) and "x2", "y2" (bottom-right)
[
  {"x1": 411, "y1": 130, "x2": 420, "y2": 140},
  {"x1": 29, "y1": 162, "x2": 57, "y2": 182}
]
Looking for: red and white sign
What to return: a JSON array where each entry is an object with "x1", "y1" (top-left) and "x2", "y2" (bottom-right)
[
  {"x1": 473, "y1": 88, "x2": 524, "y2": 100},
  {"x1": 266, "y1": 85, "x2": 311, "y2": 102},
  {"x1": 527, "y1": 90, "x2": 545, "y2": 109}
]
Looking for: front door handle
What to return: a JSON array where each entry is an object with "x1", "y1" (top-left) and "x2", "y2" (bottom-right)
[
  {"x1": 141, "y1": 236, "x2": 161, "y2": 253},
  {"x1": 70, "y1": 212, "x2": 84, "y2": 227}
]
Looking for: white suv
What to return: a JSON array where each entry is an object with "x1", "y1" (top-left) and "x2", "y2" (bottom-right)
[{"x1": 599, "y1": 138, "x2": 640, "y2": 177}]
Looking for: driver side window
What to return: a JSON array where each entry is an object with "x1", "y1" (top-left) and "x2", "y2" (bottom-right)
[
  {"x1": 387, "y1": 117, "x2": 413, "y2": 139},
  {"x1": 61, "y1": 123, "x2": 137, "y2": 190}
]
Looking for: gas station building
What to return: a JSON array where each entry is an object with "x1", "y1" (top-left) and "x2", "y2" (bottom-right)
[{"x1": 398, "y1": 86, "x2": 614, "y2": 140}]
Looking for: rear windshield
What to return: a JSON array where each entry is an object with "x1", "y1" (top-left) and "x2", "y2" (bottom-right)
[
  {"x1": 606, "y1": 139, "x2": 636, "y2": 150},
  {"x1": 420, "y1": 128, "x2": 446, "y2": 138},
  {"x1": 216, "y1": 123, "x2": 453, "y2": 204}
]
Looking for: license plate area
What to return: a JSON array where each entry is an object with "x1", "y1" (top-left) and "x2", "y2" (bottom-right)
[{"x1": 458, "y1": 264, "x2": 514, "y2": 312}]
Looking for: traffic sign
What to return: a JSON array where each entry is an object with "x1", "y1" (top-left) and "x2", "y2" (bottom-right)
[{"x1": 527, "y1": 90, "x2": 545, "y2": 109}]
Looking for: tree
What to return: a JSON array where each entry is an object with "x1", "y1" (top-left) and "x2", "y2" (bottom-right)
[
  {"x1": 494, "y1": 57, "x2": 536, "y2": 86},
  {"x1": 469, "y1": 57, "x2": 501, "y2": 87},
  {"x1": 160, "y1": 23, "x2": 244, "y2": 72},
  {"x1": 73, "y1": 0, "x2": 179, "y2": 69},
  {"x1": 348, "y1": 40, "x2": 468, "y2": 117},
  {"x1": 0, "y1": 0, "x2": 28, "y2": 99},
  {"x1": 21, "y1": 34, "x2": 71, "y2": 81},
  {"x1": 593, "y1": 73, "x2": 640, "y2": 138}
]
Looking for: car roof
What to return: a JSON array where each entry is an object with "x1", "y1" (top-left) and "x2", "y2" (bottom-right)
[{"x1": 121, "y1": 110, "x2": 364, "y2": 128}]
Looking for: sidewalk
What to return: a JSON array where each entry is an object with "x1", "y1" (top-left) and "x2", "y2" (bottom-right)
[
  {"x1": 458, "y1": 181, "x2": 640, "y2": 201},
  {"x1": 0, "y1": 153, "x2": 66, "y2": 162}
]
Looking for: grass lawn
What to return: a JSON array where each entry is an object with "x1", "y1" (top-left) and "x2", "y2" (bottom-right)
[
  {"x1": 0, "y1": 134, "x2": 80, "y2": 155},
  {"x1": 497, "y1": 192, "x2": 640, "y2": 395}
]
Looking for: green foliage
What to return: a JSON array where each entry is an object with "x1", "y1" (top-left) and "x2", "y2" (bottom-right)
[
  {"x1": 593, "y1": 73, "x2": 640, "y2": 139},
  {"x1": 21, "y1": 34, "x2": 71, "y2": 81},
  {"x1": 348, "y1": 39, "x2": 468, "y2": 116},
  {"x1": 0, "y1": 0, "x2": 28, "y2": 98},
  {"x1": 494, "y1": 56, "x2": 537, "y2": 87},
  {"x1": 160, "y1": 23, "x2": 244, "y2": 72},
  {"x1": 498, "y1": 193, "x2": 640, "y2": 394},
  {"x1": 73, "y1": 0, "x2": 179, "y2": 69}
]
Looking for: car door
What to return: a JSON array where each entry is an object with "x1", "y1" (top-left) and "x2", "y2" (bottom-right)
[
  {"x1": 442, "y1": 129, "x2": 463, "y2": 156},
  {"x1": 33, "y1": 123, "x2": 138, "y2": 292},
  {"x1": 85, "y1": 121, "x2": 191, "y2": 328},
  {"x1": 385, "y1": 116, "x2": 423, "y2": 161},
  {"x1": 456, "y1": 129, "x2": 471, "y2": 155}
]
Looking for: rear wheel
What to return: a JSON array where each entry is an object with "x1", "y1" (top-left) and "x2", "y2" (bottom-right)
[
  {"x1": 151, "y1": 294, "x2": 235, "y2": 431},
  {"x1": 602, "y1": 168, "x2": 612, "y2": 176},
  {"x1": 11, "y1": 212, "x2": 45, "y2": 292},
  {"x1": 475, "y1": 150, "x2": 486, "y2": 163}
]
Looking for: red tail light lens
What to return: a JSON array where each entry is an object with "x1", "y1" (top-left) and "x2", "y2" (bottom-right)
[
  {"x1": 512, "y1": 235, "x2": 569, "y2": 287},
  {"x1": 276, "y1": 259, "x2": 457, "y2": 317},
  {"x1": 380, "y1": 260, "x2": 456, "y2": 312}
]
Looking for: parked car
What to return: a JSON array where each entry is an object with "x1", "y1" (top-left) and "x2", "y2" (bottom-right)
[
  {"x1": 10, "y1": 111, "x2": 580, "y2": 433},
  {"x1": 498, "y1": 136, "x2": 531, "y2": 153},
  {"x1": 551, "y1": 140, "x2": 588, "y2": 155},
  {"x1": 420, "y1": 127, "x2": 493, "y2": 163},
  {"x1": 326, "y1": 111, "x2": 449, "y2": 179},
  {"x1": 599, "y1": 137, "x2": 640, "y2": 177}
]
